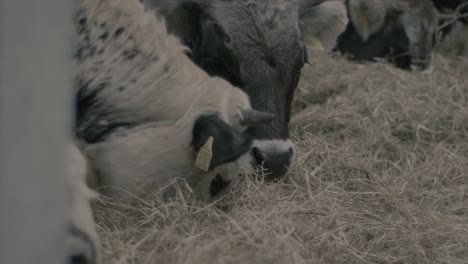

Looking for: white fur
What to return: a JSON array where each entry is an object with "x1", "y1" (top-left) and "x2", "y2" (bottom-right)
[{"x1": 77, "y1": 0, "x2": 250, "y2": 125}]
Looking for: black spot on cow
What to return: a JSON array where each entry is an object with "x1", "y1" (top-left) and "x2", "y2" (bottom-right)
[
  {"x1": 99, "y1": 32, "x2": 109, "y2": 41},
  {"x1": 75, "y1": 77, "x2": 138, "y2": 143},
  {"x1": 118, "y1": 86, "x2": 125, "y2": 92},
  {"x1": 100, "y1": 22, "x2": 106, "y2": 28},
  {"x1": 75, "y1": 33, "x2": 97, "y2": 61},
  {"x1": 210, "y1": 175, "x2": 231, "y2": 197},
  {"x1": 114, "y1": 27, "x2": 125, "y2": 38},
  {"x1": 96, "y1": 81, "x2": 108, "y2": 90},
  {"x1": 76, "y1": 79, "x2": 107, "y2": 124},
  {"x1": 77, "y1": 16, "x2": 88, "y2": 34},
  {"x1": 152, "y1": 55, "x2": 159, "y2": 62},
  {"x1": 88, "y1": 45, "x2": 97, "y2": 57},
  {"x1": 79, "y1": 121, "x2": 137, "y2": 144},
  {"x1": 75, "y1": 16, "x2": 91, "y2": 60},
  {"x1": 192, "y1": 115, "x2": 253, "y2": 171},
  {"x1": 79, "y1": 17, "x2": 87, "y2": 26},
  {"x1": 122, "y1": 48, "x2": 139, "y2": 60},
  {"x1": 163, "y1": 64, "x2": 171, "y2": 73}
]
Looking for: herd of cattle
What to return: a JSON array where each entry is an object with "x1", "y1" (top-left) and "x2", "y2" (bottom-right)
[{"x1": 66, "y1": 0, "x2": 468, "y2": 263}]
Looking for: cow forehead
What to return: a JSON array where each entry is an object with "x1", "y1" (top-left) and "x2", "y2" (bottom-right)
[{"x1": 212, "y1": 0, "x2": 302, "y2": 47}]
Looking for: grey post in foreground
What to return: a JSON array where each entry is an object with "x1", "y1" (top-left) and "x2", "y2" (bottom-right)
[{"x1": 0, "y1": 0, "x2": 74, "y2": 263}]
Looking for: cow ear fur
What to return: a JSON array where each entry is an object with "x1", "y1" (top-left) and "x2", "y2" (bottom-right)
[{"x1": 192, "y1": 115, "x2": 252, "y2": 171}]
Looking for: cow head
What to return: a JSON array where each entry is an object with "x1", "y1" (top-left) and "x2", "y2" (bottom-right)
[
  {"x1": 83, "y1": 80, "x2": 275, "y2": 202},
  {"x1": 144, "y1": 0, "x2": 325, "y2": 180},
  {"x1": 346, "y1": 0, "x2": 387, "y2": 42}
]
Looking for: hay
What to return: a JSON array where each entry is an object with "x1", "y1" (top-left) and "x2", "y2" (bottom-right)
[{"x1": 94, "y1": 53, "x2": 468, "y2": 264}]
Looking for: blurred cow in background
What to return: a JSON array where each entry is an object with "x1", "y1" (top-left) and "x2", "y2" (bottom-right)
[
  {"x1": 433, "y1": 0, "x2": 468, "y2": 57},
  {"x1": 300, "y1": 0, "x2": 348, "y2": 53},
  {"x1": 433, "y1": 0, "x2": 468, "y2": 37},
  {"x1": 67, "y1": 143, "x2": 100, "y2": 264},
  {"x1": 437, "y1": 20, "x2": 468, "y2": 57},
  {"x1": 334, "y1": 0, "x2": 438, "y2": 71}
]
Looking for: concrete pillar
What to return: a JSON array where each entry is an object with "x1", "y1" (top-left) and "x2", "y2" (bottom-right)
[{"x1": 0, "y1": 1, "x2": 74, "y2": 263}]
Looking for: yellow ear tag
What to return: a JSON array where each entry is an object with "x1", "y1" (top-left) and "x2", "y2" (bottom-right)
[
  {"x1": 306, "y1": 36, "x2": 324, "y2": 51},
  {"x1": 357, "y1": 14, "x2": 369, "y2": 34},
  {"x1": 195, "y1": 136, "x2": 214, "y2": 172}
]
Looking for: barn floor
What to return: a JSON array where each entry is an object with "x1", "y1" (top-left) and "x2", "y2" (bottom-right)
[{"x1": 93, "y1": 52, "x2": 468, "y2": 264}]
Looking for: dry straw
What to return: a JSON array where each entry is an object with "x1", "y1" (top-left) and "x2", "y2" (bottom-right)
[{"x1": 94, "y1": 52, "x2": 468, "y2": 264}]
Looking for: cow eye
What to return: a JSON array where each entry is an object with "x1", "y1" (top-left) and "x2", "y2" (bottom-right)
[{"x1": 182, "y1": 37, "x2": 194, "y2": 49}]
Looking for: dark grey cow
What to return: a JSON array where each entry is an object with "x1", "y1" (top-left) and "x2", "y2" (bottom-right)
[
  {"x1": 334, "y1": 0, "x2": 438, "y2": 71},
  {"x1": 434, "y1": 0, "x2": 468, "y2": 57},
  {"x1": 433, "y1": 0, "x2": 468, "y2": 40},
  {"x1": 144, "y1": 0, "x2": 326, "y2": 180}
]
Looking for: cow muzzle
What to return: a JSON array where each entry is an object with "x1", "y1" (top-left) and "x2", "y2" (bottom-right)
[{"x1": 239, "y1": 139, "x2": 296, "y2": 181}]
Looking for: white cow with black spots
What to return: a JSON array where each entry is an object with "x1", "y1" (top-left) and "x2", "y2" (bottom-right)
[{"x1": 74, "y1": 0, "x2": 273, "y2": 202}]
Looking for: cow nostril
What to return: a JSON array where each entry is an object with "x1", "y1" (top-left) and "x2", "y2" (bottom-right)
[
  {"x1": 252, "y1": 148, "x2": 293, "y2": 180},
  {"x1": 252, "y1": 147, "x2": 267, "y2": 165},
  {"x1": 210, "y1": 174, "x2": 232, "y2": 198}
]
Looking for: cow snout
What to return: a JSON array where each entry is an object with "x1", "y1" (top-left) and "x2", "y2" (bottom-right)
[
  {"x1": 252, "y1": 146, "x2": 293, "y2": 180},
  {"x1": 240, "y1": 139, "x2": 296, "y2": 181}
]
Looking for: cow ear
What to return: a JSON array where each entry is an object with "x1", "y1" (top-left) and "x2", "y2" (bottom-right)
[{"x1": 192, "y1": 115, "x2": 252, "y2": 171}]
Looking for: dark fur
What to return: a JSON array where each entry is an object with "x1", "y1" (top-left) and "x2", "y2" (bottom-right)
[
  {"x1": 433, "y1": 0, "x2": 468, "y2": 38},
  {"x1": 334, "y1": 0, "x2": 436, "y2": 70},
  {"x1": 192, "y1": 115, "x2": 253, "y2": 170},
  {"x1": 334, "y1": 6, "x2": 412, "y2": 70}
]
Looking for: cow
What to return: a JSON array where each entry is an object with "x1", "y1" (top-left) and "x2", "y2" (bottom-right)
[
  {"x1": 141, "y1": 0, "x2": 329, "y2": 180},
  {"x1": 437, "y1": 20, "x2": 468, "y2": 58},
  {"x1": 300, "y1": 0, "x2": 348, "y2": 53},
  {"x1": 67, "y1": 142, "x2": 101, "y2": 264},
  {"x1": 433, "y1": 0, "x2": 468, "y2": 32},
  {"x1": 74, "y1": 0, "x2": 274, "y2": 202},
  {"x1": 334, "y1": 0, "x2": 438, "y2": 71},
  {"x1": 433, "y1": 0, "x2": 468, "y2": 49}
]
